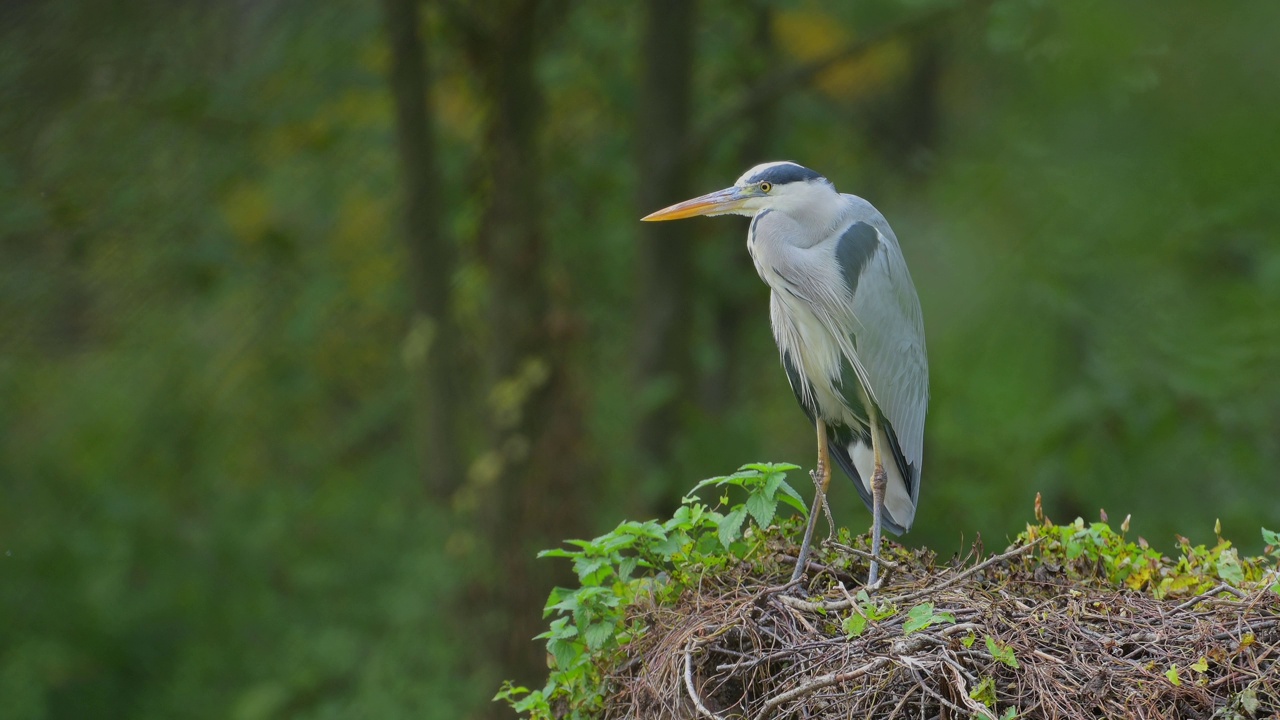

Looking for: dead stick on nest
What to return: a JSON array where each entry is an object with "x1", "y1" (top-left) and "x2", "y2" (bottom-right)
[
  {"x1": 886, "y1": 687, "x2": 916, "y2": 718},
  {"x1": 946, "y1": 663, "x2": 997, "y2": 720},
  {"x1": 887, "y1": 538, "x2": 1043, "y2": 606},
  {"x1": 750, "y1": 657, "x2": 893, "y2": 720},
  {"x1": 1212, "y1": 618, "x2": 1279, "y2": 641},
  {"x1": 824, "y1": 540, "x2": 899, "y2": 568},
  {"x1": 902, "y1": 661, "x2": 973, "y2": 719},
  {"x1": 683, "y1": 642, "x2": 727, "y2": 720},
  {"x1": 1174, "y1": 583, "x2": 1248, "y2": 611}
]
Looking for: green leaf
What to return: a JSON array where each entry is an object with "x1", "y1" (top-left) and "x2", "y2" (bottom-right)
[
  {"x1": 574, "y1": 556, "x2": 607, "y2": 582},
  {"x1": 986, "y1": 636, "x2": 1020, "y2": 669},
  {"x1": 546, "y1": 592, "x2": 580, "y2": 616},
  {"x1": 764, "y1": 472, "x2": 784, "y2": 500},
  {"x1": 1262, "y1": 528, "x2": 1280, "y2": 546},
  {"x1": 695, "y1": 532, "x2": 721, "y2": 555},
  {"x1": 1215, "y1": 548, "x2": 1244, "y2": 585},
  {"x1": 537, "y1": 547, "x2": 581, "y2": 559},
  {"x1": 1065, "y1": 539, "x2": 1084, "y2": 560},
  {"x1": 903, "y1": 602, "x2": 954, "y2": 634},
  {"x1": 583, "y1": 621, "x2": 614, "y2": 650},
  {"x1": 534, "y1": 616, "x2": 573, "y2": 641},
  {"x1": 961, "y1": 632, "x2": 976, "y2": 648},
  {"x1": 745, "y1": 491, "x2": 775, "y2": 529},
  {"x1": 842, "y1": 611, "x2": 868, "y2": 638},
  {"x1": 718, "y1": 507, "x2": 747, "y2": 550},
  {"x1": 999, "y1": 707, "x2": 1019, "y2": 720},
  {"x1": 775, "y1": 480, "x2": 809, "y2": 516},
  {"x1": 617, "y1": 556, "x2": 639, "y2": 581},
  {"x1": 969, "y1": 676, "x2": 996, "y2": 707},
  {"x1": 493, "y1": 681, "x2": 528, "y2": 703},
  {"x1": 548, "y1": 638, "x2": 579, "y2": 671},
  {"x1": 1239, "y1": 687, "x2": 1259, "y2": 714},
  {"x1": 649, "y1": 533, "x2": 683, "y2": 558},
  {"x1": 723, "y1": 469, "x2": 761, "y2": 484},
  {"x1": 1190, "y1": 657, "x2": 1208, "y2": 673},
  {"x1": 511, "y1": 691, "x2": 547, "y2": 714},
  {"x1": 742, "y1": 462, "x2": 798, "y2": 474},
  {"x1": 1165, "y1": 664, "x2": 1181, "y2": 686},
  {"x1": 689, "y1": 476, "x2": 725, "y2": 495}
]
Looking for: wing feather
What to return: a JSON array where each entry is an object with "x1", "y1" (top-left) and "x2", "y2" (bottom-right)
[{"x1": 800, "y1": 205, "x2": 928, "y2": 504}]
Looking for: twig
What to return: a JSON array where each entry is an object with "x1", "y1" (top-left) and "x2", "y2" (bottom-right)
[
  {"x1": 901, "y1": 660, "x2": 972, "y2": 719},
  {"x1": 946, "y1": 663, "x2": 996, "y2": 720},
  {"x1": 756, "y1": 577, "x2": 803, "y2": 598},
  {"x1": 939, "y1": 622, "x2": 983, "y2": 637},
  {"x1": 887, "y1": 686, "x2": 917, "y2": 719},
  {"x1": 886, "y1": 539, "x2": 1043, "y2": 606},
  {"x1": 683, "y1": 642, "x2": 726, "y2": 720},
  {"x1": 1031, "y1": 649, "x2": 1067, "y2": 664},
  {"x1": 1174, "y1": 583, "x2": 1248, "y2": 611},
  {"x1": 774, "y1": 592, "x2": 852, "y2": 613},
  {"x1": 1212, "y1": 618, "x2": 1279, "y2": 641},
  {"x1": 825, "y1": 540, "x2": 900, "y2": 568},
  {"x1": 750, "y1": 657, "x2": 893, "y2": 720},
  {"x1": 776, "y1": 554, "x2": 857, "y2": 584}
]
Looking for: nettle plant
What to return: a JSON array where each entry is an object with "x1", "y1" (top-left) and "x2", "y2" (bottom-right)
[
  {"x1": 494, "y1": 463, "x2": 807, "y2": 720},
  {"x1": 1022, "y1": 507, "x2": 1280, "y2": 597}
]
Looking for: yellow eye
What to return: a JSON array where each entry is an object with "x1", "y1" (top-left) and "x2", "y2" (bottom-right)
[{"x1": 760, "y1": 181, "x2": 773, "y2": 193}]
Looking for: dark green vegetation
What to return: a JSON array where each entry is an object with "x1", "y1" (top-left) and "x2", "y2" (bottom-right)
[
  {"x1": 503, "y1": 468, "x2": 1280, "y2": 719},
  {"x1": 2, "y1": 1, "x2": 1279, "y2": 718}
]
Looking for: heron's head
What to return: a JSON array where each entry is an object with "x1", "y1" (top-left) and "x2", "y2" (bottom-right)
[{"x1": 641, "y1": 161, "x2": 838, "y2": 222}]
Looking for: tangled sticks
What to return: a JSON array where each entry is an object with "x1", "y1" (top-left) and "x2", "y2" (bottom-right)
[{"x1": 606, "y1": 540, "x2": 1280, "y2": 720}]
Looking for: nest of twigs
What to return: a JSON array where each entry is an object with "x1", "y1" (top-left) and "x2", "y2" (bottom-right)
[{"x1": 605, "y1": 539, "x2": 1280, "y2": 720}]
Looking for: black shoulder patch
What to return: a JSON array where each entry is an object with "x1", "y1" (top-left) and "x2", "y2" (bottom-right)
[
  {"x1": 746, "y1": 163, "x2": 823, "y2": 187},
  {"x1": 836, "y1": 221, "x2": 879, "y2": 294}
]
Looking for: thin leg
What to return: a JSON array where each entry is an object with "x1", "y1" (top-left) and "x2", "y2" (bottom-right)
[
  {"x1": 868, "y1": 414, "x2": 887, "y2": 587},
  {"x1": 790, "y1": 420, "x2": 831, "y2": 584}
]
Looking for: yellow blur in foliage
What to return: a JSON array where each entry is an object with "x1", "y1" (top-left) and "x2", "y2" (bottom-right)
[
  {"x1": 332, "y1": 190, "x2": 395, "y2": 300},
  {"x1": 773, "y1": 9, "x2": 909, "y2": 102},
  {"x1": 222, "y1": 182, "x2": 274, "y2": 243}
]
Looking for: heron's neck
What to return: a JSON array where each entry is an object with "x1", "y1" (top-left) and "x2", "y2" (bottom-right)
[{"x1": 768, "y1": 185, "x2": 849, "y2": 243}]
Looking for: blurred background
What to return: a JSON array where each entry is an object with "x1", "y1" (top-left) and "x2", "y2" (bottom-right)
[{"x1": 2, "y1": 0, "x2": 1278, "y2": 717}]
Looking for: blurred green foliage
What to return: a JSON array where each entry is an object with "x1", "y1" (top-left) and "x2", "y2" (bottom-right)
[{"x1": 2, "y1": 0, "x2": 1278, "y2": 718}]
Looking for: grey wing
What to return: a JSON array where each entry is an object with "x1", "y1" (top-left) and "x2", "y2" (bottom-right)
[{"x1": 837, "y1": 213, "x2": 929, "y2": 499}]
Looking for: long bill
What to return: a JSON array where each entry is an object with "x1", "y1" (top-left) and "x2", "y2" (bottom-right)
[{"x1": 640, "y1": 186, "x2": 749, "y2": 221}]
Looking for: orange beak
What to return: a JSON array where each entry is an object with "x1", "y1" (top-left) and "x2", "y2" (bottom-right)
[{"x1": 640, "y1": 186, "x2": 750, "y2": 221}]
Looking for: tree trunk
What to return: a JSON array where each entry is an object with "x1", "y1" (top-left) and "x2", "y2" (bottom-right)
[
  {"x1": 380, "y1": 0, "x2": 461, "y2": 498},
  {"x1": 634, "y1": 0, "x2": 698, "y2": 470},
  {"x1": 454, "y1": 0, "x2": 589, "y2": 695}
]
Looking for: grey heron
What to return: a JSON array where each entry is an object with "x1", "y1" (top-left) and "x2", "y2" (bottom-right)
[{"x1": 642, "y1": 161, "x2": 928, "y2": 586}]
